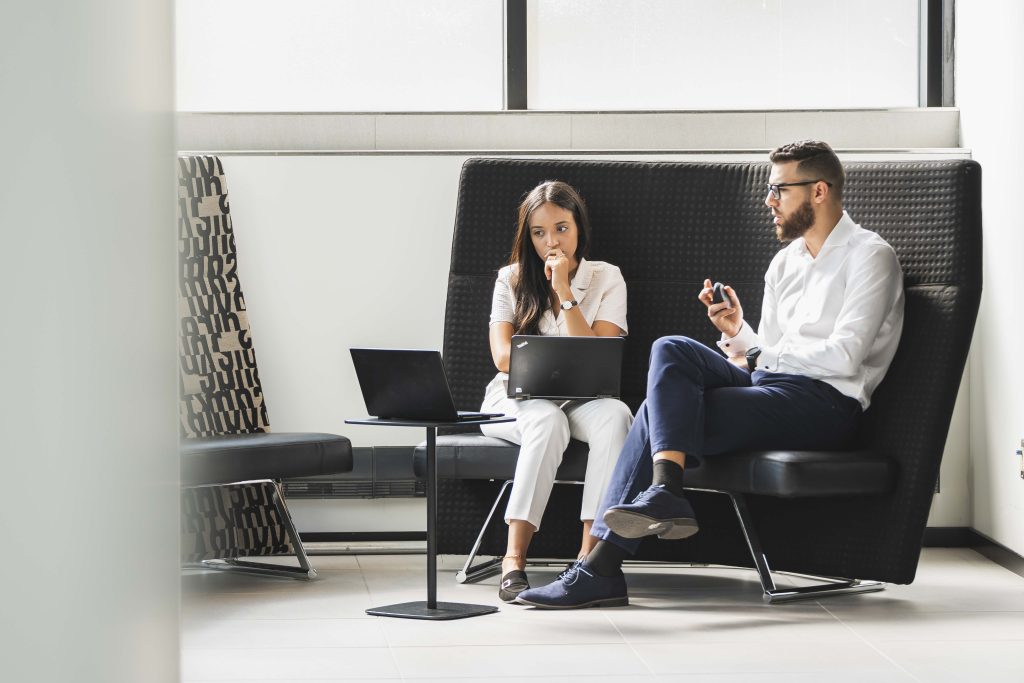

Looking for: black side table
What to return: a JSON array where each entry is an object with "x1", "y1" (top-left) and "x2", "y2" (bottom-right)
[{"x1": 345, "y1": 415, "x2": 515, "y2": 620}]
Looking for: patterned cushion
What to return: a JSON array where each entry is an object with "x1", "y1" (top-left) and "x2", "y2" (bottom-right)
[{"x1": 177, "y1": 155, "x2": 270, "y2": 438}]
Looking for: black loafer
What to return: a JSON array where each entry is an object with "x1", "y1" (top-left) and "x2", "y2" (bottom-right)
[{"x1": 498, "y1": 569, "x2": 530, "y2": 603}]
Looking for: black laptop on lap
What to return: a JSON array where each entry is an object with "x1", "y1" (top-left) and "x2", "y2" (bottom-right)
[
  {"x1": 350, "y1": 348, "x2": 502, "y2": 422},
  {"x1": 507, "y1": 335, "x2": 625, "y2": 400}
]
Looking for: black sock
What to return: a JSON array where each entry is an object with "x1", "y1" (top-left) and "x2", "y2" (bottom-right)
[
  {"x1": 586, "y1": 540, "x2": 629, "y2": 576},
  {"x1": 653, "y1": 459, "x2": 685, "y2": 497}
]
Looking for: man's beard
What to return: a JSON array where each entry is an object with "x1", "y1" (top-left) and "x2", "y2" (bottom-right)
[{"x1": 775, "y1": 199, "x2": 815, "y2": 242}]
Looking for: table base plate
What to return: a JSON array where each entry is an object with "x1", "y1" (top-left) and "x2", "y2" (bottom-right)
[{"x1": 366, "y1": 601, "x2": 498, "y2": 620}]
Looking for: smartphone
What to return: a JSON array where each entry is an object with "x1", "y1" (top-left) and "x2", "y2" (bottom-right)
[{"x1": 712, "y1": 282, "x2": 732, "y2": 308}]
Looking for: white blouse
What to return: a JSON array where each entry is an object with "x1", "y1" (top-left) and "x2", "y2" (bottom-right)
[
  {"x1": 484, "y1": 259, "x2": 628, "y2": 398},
  {"x1": 488, "y1": 258, "x2": 628, "y2": 335}
]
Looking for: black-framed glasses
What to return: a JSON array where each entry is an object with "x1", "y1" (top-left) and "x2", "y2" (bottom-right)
[{"x1": 765, "y1": 179, "x2": 833, "y2": 200}]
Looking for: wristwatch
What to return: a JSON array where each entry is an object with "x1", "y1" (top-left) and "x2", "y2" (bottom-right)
[
  {"x1": 560, "y1": 299, "x2": 579, "y2": 310},
  {"x1": 745, "y1": 346, "x2": 762, "y2": 372}
]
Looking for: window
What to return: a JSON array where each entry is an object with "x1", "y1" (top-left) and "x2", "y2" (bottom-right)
[
  {"x1": 176, "y1": 0, "x2": 504, "y2": 111},
  {"x1": 527, "y1": 0, "x2": 919, "y2": 110}
]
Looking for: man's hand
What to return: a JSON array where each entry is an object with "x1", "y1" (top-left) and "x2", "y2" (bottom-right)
[{"x1": 699, "y1": 278, "x2": 744, "y2": 338}]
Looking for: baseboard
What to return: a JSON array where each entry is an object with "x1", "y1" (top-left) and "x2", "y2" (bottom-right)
[
  {"x1": 924, "y1": 526, "x2": 1024, "y2": 579},
  {"x1": 921, "y1": 526, "x2": 977, "y2": 547}
]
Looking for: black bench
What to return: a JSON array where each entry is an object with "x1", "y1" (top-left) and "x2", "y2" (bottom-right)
[{"x1": 415, "y1": 157, "x2": 981, "y2": 602}]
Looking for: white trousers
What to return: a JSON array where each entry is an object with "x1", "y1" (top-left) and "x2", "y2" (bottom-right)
[{"x1": 480, "y1": 377, "x2": 633, "y2": 531}]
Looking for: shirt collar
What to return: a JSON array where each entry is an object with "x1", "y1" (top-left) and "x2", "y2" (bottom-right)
[
  {"x1": 570, "y1": 258, "x2": 593, "y2": 301},
  {"x1": 794, "y1": 210, "x2": 855, "y2": 258}
]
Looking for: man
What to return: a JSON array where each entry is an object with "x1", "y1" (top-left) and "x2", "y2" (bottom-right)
[{"x1": 516, "y1": 140, "x2": 905, "y2": 609}]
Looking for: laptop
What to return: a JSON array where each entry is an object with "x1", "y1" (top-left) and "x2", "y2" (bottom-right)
[
  {"x1": 507, "y1": 335, "x2": 625, "y2": 400},
  {"x1": 350, "y1": 348, "x2": 503, "y2": 421}
]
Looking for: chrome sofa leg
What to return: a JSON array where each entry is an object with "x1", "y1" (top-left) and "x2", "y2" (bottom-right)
[
  {"x1": 727, "y1": 492, "x2": 884, "y2": 603},
  {"x1": 456, "y1": 480, "x2": 513, "y2": 584}
]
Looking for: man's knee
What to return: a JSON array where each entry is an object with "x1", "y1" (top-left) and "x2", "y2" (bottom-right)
[{"x1": 651, "y1": 335, "x2": 702, "y2": 365}]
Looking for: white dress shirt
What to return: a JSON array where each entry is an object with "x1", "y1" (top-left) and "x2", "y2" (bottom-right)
[{"x1": 717, "y1": 211, "x2": 904, "y2": 410}]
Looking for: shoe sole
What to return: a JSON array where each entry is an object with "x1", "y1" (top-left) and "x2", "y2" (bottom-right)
[
  {"x1": 603, "y1": 508, "x2": 699, "y2": 540},
  {"x1": 516, "y1": 595, "x2": 629, "y2": 609}
]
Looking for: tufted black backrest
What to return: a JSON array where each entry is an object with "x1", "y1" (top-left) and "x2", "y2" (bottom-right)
[
  {"x1": 443, "y1": 158, "x2": 982, "y2": 580},
  {"x1": 445, "y1": 158, "x2": 980, "y2": 408}
]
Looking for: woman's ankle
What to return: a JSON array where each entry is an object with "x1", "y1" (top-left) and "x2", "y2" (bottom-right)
[{"x1": 502, "y1": 553, "x2": 526, "y2": 571}]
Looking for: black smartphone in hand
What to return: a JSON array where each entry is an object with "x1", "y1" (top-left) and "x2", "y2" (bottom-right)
[{"x1": 712, "y1": 282, "x2": 732, "y2": 308}]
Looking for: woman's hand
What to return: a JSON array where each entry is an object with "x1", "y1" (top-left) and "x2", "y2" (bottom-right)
[
  {"x1": 698, "y1": 278, "x2": 744, "y2": 339},
  {"x1": 544, "y1": 248, "x2": 573, "y2": 298}
]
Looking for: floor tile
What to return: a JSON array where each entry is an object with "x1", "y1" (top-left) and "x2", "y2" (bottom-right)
[
  {"x1": 606, "y1": 604, "x2": 851, "y2": 644},
  {"x1": 180, "y1": 647, "x2": 399, "y2": 680},
  {"x1": 182, "y1": 618, "x2": 388, "y2": 650},
  {"x1": 380, "y1": 607, "x2": 623, "y2": 647},
  {"x1": 632, "y1": 640, "x2": 907, "y2": 676},
  {"x1": 656, "y1": 673, "x2": 916, "y2": 683},
  {"x1": 829, "y1": 609, "x2": 1024, "y2": 642},
  {"x1": 391, "y1": 643, "x2": 650, "y2": 679},
  {"x1": 183, "y1": 589, "x2": 376, "y2": 621},
  {"x1": 876, "y1": 640, "x2": 1024, "y2": 683}
]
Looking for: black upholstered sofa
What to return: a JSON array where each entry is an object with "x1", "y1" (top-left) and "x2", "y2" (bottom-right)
[{"x1": 414, "y1": 157, "x2": 982, "y2": 602}]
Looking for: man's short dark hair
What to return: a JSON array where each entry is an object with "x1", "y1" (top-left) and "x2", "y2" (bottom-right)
[{"x1": 769, "y1": 140, "x2": 845, "y2": 201}]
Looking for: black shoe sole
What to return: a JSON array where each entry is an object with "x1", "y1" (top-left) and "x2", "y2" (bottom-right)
[
  {"x1": 603, "y1": 508, "x2": 699, "y2": 540},
  {"x1": 516, "y1": 595, "x2": 629, "y2": 610}
]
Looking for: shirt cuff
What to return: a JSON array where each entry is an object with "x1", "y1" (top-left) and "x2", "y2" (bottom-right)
[
  {"x1": 716, "y1": 321, "x2": 758, "y2": 357},
  {"x1": 756, "y1": 345, "x2": 780, "y2": 372}
]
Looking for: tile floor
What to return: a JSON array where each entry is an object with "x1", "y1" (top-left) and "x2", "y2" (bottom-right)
[{"x1": 181, "y1": 548, "x2": 1024, "y2": 682}]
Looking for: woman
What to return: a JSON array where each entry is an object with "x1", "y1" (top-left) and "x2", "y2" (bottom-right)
[{"x1": 481, "y1": 180, "x2": 633, "y2": 602}]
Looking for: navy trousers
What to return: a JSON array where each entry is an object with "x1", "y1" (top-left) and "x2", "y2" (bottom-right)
[{"x1": 591, "y1": 336, "x2": 863, "y2": 554}]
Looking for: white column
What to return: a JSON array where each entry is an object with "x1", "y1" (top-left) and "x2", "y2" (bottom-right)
[{"x1": 0, "y1": 2, "x2": 179, "y2": 682}]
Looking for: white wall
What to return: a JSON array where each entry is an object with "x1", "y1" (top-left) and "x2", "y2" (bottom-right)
[
  {"x1": 0, "y1": 2, "x2": 179, "y2": 682},
  {"x1": 958, "y1": 1, "x2": 1024, "y2": 556}
]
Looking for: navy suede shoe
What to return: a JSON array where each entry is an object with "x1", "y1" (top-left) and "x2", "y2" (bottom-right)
[
  {"x1": 603, "y1": 484, "x2": 699, "y2": 540},
  {"x1": 515, "y1": 560, "x2": 628, "y2": 609}
]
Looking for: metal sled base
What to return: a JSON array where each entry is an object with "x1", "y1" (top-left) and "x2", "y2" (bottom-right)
[
  {"x1": 183, "y1": 479, "x2": 318, "y2": 580},
  {"x1": 455, "y1": 480, "x2": 884, "y2": 603}
]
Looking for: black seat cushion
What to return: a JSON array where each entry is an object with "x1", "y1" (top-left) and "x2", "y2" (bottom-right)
[
  {"x1": 181, "y1": 432, "x2": 353, "y2": 486},
  {"x1": 682, "y1": 450, "x2": 896, "y2": 498},
  {"x1": 415, "y1": 436, "x2": 894, "y2": 498}
]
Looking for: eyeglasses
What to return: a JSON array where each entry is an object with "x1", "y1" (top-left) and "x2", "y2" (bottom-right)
[{"x1": 765, "y1": 179, "x2": 833, "y2": 200}]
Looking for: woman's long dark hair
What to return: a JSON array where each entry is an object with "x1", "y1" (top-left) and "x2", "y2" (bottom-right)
[{"x1": 509, "y1": 181, "x2": 592, "y2": 336}]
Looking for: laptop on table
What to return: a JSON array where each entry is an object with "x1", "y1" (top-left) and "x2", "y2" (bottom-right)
[
  {"x1": 350, "y1": 348, "x2": 502, "y2": 422},
  {"x1": 507, "y1": 335, "x2": 625, "y2": 401}
]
